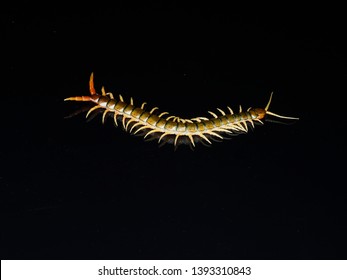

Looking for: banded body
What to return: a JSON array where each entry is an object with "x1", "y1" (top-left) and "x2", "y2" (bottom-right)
[{"x1": 65, "y1": 73, "x2": 299, "y2": 146}]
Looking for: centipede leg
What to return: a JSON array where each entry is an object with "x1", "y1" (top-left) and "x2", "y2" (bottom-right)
[
  {"x1": 102, "y1": 110, "x2": 110, "y2": 124},
  {"x1": 86, "y1": 105, "x2": 102, "y2": 118}
]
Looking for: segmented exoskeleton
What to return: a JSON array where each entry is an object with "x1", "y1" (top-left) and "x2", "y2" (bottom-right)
[{"x1": 65, "y1": 73, "x2": 299, "y2": 147}]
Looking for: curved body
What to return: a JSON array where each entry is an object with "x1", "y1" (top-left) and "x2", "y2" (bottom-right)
[{"x1": 65, "y1": 73, "x2": 298, "y2": 147}]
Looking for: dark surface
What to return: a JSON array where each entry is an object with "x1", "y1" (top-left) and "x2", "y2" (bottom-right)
[{"x1": 2, "y1": 4, "x2": 346, "y2": 259}]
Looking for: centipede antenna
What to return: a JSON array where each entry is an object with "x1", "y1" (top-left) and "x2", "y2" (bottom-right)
[
  {"x1": 265, "y1": 92, "x2": 299, "y2": 120},
  {"x1": 265, "y1": 91, "x2": 274, "y2": 111},
  {"x1": 266, "y1": 111, "x2": 299, "y2": 120}
]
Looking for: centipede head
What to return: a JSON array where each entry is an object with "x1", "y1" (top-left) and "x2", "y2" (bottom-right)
[{"x1": 250, "y1": 92, "x2": 299, "y2": 122}]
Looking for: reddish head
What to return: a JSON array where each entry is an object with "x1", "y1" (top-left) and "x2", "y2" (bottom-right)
[
  {"x1": 249, "y1": 92, "x2": 299, "y2": 121},
  {"x1": 249, "y1": 108, "x2": 267, "y2": 120}
]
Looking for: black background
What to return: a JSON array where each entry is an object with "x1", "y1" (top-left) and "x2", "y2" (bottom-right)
[{"x1": 2, "y1": 3, "x2": 346, "y2": 259}]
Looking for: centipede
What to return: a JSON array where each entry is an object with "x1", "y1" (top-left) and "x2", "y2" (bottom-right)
[{"x1": 64, "y1": 73, "x2": 299, "y2": 147}]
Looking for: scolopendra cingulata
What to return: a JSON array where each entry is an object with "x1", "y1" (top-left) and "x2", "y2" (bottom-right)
[{"x1": 64, "y1": 73, "x2": 299, "y2": 147}]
